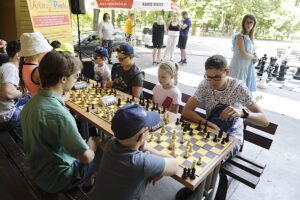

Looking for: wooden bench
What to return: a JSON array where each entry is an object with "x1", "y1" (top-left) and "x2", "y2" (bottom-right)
[
  {"x1": 0, "y1": 130, "x2": 89, "y2": 200},
  {"x1": 142, "y1": 80, "x2": 278, "y2": 189}
]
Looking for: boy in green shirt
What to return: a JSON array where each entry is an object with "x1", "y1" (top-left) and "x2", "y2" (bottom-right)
[{"x1": 21, "y1": 51, "x2": 102, "y2": 193}]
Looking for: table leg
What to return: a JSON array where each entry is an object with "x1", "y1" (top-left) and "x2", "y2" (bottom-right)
[
  {"x1": 293, "y1": 68, "x2": 300, "y2": 80},
  {"x1": 206, "y1": 163, "x2": 221, "y2": 200}
]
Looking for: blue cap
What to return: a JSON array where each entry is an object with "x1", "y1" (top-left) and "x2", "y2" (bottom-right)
[
  {"x1": 111, "y1": 104, "x2": 160, "y2": 140},
  {"x1": 94, "y1": 46, "x2": 108, "y2": 58},
  {"x1": 116, "y1": 43, "x2": 138, "y2": 57}
]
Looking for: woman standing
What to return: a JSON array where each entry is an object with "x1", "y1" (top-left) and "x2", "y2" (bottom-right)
[
  {"x1": 152, "y1": 16, "x2": 165, "y2": 65},
  {"x1": 163, "y1": 13, "x2": 180, "y2": 61},
  {"x1": 99, "y1": 13, "x2": 116, "y2": 64},
  {"x1": 229, "y1": 14, "x2": 258, "y2": 92}
]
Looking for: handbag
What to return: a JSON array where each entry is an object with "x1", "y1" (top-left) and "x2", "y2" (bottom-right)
[{"x1": 207, "y1": 103, "x2": 235, "y2": 132}]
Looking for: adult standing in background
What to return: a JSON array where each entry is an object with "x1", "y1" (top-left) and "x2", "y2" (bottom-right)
[
  {"x1": 152, "y1": 16, "x2": 166, "y2": 65},
  {"x1": 99, "y1": 13, "x2": 116, "y2": 65},
  {"x1": 163, "y1": 13, "x2": 180, "y2": 62},
  {"x1": 229, "y1": 14, "x2": 258, "y2": 92},
  {"x1": 178, "y1": 11, "x2": 191, "y2": 65},
  {"x1": 124, "y1": 13, "x2": 135, "y2": 45},
  {"x1": 0, "y1": 39, "x2": 9, "y2": 66}
]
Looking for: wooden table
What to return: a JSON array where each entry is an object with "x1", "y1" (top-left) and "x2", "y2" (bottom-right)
[{"x1": 65, "y1": 85, "x2": 237, "y2": 200}]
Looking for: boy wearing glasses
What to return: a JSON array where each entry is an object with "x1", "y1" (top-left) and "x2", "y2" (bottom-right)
[
  {"x1": 107, "y1": 43, "x2": 144, "y2": 98},
  {"x1": 97, "y1": 104, "x2": 178, "y2": 200},
  {"x1": 182, "y1": 54, "x2": 269, "y2": 200}
]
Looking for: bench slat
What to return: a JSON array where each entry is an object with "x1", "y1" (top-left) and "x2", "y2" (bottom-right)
[
  {"x1": 228, "y1": 157, "x2": 264, "y2": 177},
  {"x1": 236, "y1": 153, "x2": 267, "y2": 169},
  {"x1": 244, "y1": 129, "x2": 273, "y2": 149},
  {"x1": 221, "y1": 162, "x2": 260, "y2": 189},
  {"x1": 244, "y1": 121, "x2": 278, "y2": 135}
]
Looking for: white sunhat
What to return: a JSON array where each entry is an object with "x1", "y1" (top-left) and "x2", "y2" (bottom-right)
[{"x1": 19, "y1": 32, "x2": 53, "y2": 57}]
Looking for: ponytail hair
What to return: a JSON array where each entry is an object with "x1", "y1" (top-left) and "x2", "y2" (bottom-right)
[{"x1": 159, "y1": 61, "x2": 179, "y2": 86}]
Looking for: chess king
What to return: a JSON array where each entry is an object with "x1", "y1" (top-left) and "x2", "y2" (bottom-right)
[{"x1": 182, "y1": 54, "x2": 269, "y2": 200}]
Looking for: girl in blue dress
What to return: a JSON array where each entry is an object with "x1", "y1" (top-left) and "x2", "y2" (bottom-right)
[{"x1": 229, "y1": 14, "x2": 258, "y2": 92}]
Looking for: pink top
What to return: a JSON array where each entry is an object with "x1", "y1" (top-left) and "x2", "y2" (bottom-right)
[{"x1": 22, "y1": 64, "x2": 41, "y2": 96}]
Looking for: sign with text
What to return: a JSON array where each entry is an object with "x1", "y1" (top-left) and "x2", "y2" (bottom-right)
[
  {"x1": 96, "y1": 0, "x2": 133, "y2": 9},
  {"x1": 26, "y1": 0, "x2": 72, "y2": 43},
  {"x1": 134, "y1": 0, "x2": 178, "y2": 11}
]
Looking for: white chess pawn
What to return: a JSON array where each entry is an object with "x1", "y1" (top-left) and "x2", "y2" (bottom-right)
[{"x1": 257, "y1": 71, "x2": 268, "y2": 89}]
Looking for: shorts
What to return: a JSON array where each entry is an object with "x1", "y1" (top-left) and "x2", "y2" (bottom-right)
[
  {"x1": 177, "y1": 35, "x2": 188, "y2": 49},
  {"x1": 125, "y1": 34, "x2": 132, "y2": 42}
]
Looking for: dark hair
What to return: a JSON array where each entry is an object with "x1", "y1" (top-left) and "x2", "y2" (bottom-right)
[
  {"x1": 103, "y1": 13, "x2": 110, "y2": 21},
  {"x1": 205, "y1": 55, "x2": 228, "y2": 70},
  {"x1": 181, "y1": 11, "x2": 188, "y2": 16},
  {"x1": 241, "y1": 14, "x2": 256, "y2": 40},
  {"x1": 6, "y1": 40, "x2": 21, "y2": 58},
  {"x1": 50, "y1": 40, "x2": 61, "y2": 49},
  {"x1": 39, "y1": 51, "x2": 82, "y2": 88}
]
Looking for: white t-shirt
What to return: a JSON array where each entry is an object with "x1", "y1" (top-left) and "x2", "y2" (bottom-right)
[
  {"x1": 98, "y1": 21, "x2": 115, "y2": 40},
  {"x1": 0, "y1": 62, "x2": 19, "y2": 122},
  {"x1": 193, "y1": 78, "x2": 255, "y2": 144},
  {"x1": 94, "y1": 63, "x2": 111, "y2": 82},
  {"x1": 152, "y1": 84, "x2": 182, "y2": 109}
]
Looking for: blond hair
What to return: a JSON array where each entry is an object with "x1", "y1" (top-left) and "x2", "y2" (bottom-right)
[
  {"x1": 159, "y1": 61, "x2": 179, "y2": 86},
  {"x1": 157, "y1": 16, "x2": 164, "y2": 25}
]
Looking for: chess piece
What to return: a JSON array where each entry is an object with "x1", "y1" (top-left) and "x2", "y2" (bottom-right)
[
  {"x1": 180, "y1": 134, "x2": 185, "y2": 144},
  {"x1": 160, "y1": 124, "x2": 166, "y2": 134},
  {"x1": 182, "y1": 168, "x2": 188, "y2": 179},
  {"x1": 277, "y1": 61, "x2": 288, "y2": 81},
  {"x1": 189, "y1": 128, "x2": 193, "y2": 136},
  {"x1": 176, "y1": 118, "x2": 180, "y2": 125},
  {"x1": 257, "y1": 60, "x2": 266, "y2": 76},
  {"x1": 191, "y1": 160, "x2": 196, "y2": 170},
  {"x1": 171, "y1": 143, "x2": 176, "y2": 157},
  {"x1": 203, "y1": 120, "x2": 208, "y2": 133},
  {"x1": 91, "y1": 103, "x2": 95, "y2": 109},
  {"x1": 117, "y1": 98, "x2": 121, "y2": 106},
  {"x1": 196, "y1": 120, "x2": 202, "y2": 131},
  {"x1": 213, "y1": 134, "x2": 218, "y2": 142},
  {"x1": 162, "y1": 107, "x2": 166, "y2": 114},
  {"x1": 225, "y1": 134, "x2": 230, "y2": 143},
  {"x1": 155, "y1": 103, "x2": 159, "y2": 111},
  {"x1": 187, "y1": 168, "x2": 191, "y2": 177},
  {"x1": 157, "y1": 134, "x2": 161, "y2": 143},
  {"x1": 131, "y1": 95, "x2": 134, "y2": 102},
  {"x1": 149, "y1": 132, "x2": 154, "y2": 141},
  {"x1": 197, "y1": 157, "x2": 201, "y2": 165},
  {"x1": 151, "y1": 101, "x2": 155, "y2": 111},
  {"x1": 172, "y1": 130, "x2": 176, "y2": 140},
  {"x1": 183, "y1": 123, "x2": 188, "y2": 132},
  {"x1": 255, "y1": 58, "x2": 262, "y2": 69},
  {"x1": 168, "y1": 139, "x2": 173, "y2": 150},
  {"x1": 257, "y1": 71, "x2": 268, "y2": 89},
  {"x1": 218, "y1": 129, "x2": 223, "y2": 138},
  {"x1": 206, "y1": 132, "x2": 210, "y2": 139},
  {"x1": 184, "y1": 148, "x2": 189, "y2": 158},
  {"x1": 126, "y1": 97, "x2": 130, "y2": 103},
  {"x1": 221, "y1": 138, "x2": 225, "y2": 145},
  {"x1": 272, "y1": 64, "x2": 280, "y2": 77},
  {"x1": 139, "y1": 98, "x2": 142, "y2": 105},
  {"x1": 86, "y1": 106, "x2": 89, "y2": 112},
  {"x1": 190, "y1": 168, "x2": 196, "y2": 180}
]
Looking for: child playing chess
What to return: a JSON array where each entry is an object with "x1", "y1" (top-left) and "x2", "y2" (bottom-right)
[
  {"x1": 97, "y1": 104, "x2": 178, "y2": 200},
  {"x1": 152, "y1": 61, "x2": 182, "y2": 113},
  {"x1": 81, "y1": 46, "x2": 111, "y2": 86}
]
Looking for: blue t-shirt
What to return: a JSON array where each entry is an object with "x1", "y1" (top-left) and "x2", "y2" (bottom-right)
[
  {"x1": 180, "y1": 18, "x2": 192, "y2": 36},
  {"x1": 97, "y1": 138, "x2": 165, "y2": 200}
]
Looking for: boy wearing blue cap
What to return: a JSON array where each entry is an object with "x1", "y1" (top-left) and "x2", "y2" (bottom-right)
[
  {"x1": 107, "y1": 43, "x2": 144, "y2": 97},
  {"x1": 97, "y1": 104, "x2": 178, "y2": 200},
  {"x1": 81, "y1": 46, "x2": 111, "y2": 86}
]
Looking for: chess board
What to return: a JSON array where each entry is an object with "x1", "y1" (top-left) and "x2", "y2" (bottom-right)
[
  {"x1": 148, "y1": 122, "x2": 234, "y2": 177},
  {"x1": 68, "y1": 83, "x2": 169, "y2": 125}
]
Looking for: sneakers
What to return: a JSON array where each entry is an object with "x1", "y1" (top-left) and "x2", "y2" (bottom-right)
[
  {"x1": 152, "y1": 61, "x2": 160, "y2": 66},
  {"x1": 178, "y1": 59, "x2": 187, "y2": 65}
]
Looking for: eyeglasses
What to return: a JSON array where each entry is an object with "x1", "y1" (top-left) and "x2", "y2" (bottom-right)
[
  {"x1": 117, "y1": 56, "x2": 129, "y2": 62},
  {"x1": 204, "y1": 74, "x2": 222, "y2": 81}
]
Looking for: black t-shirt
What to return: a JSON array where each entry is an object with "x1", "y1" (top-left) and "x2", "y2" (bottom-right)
[{"x1": 111, "y1": 63, "x2": 144, "y2": 95}]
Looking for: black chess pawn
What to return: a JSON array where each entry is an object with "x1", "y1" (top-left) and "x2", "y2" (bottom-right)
[
  {"x1": 92, "y1": 104, "x2": 95, "y2": 109},
  {"x1": 114, "y1": 89, "x2": 117, "y2": 97},
  {"x1": 132, "y1": 95, "x2": 135, "y2": 102},
  {"x1": 139, "y1": 98, "x2": 142, "y2": 105},
  {"x1": 190, "y1": 168, "x2": 196, "y2": 180},
  {"x1": 277, "y1": 61, "x2": 287, "y2": 81},
  {"x1": 183, "y1": 123, "x2": 188, "y2": 132},
  {"x1": 181, "y1": 168, "x2": 188, "y2": 179},
  {"x1": 141, "y1": 98, "x2": 145, "y2": 106},
  {"x1": 86, "y1": 106, "x2": 89, "y2": 112},
  {"x1": 255, "y1": 58, "x2": 262, "y2": 69},
  {"x1": 225, "y1": 134, "x2": 230, "y2": 143},
  {"x1": 196, "y1": 120, "x2": 202, "y2": 131},
  {"x1": 87, "y1": 78, "x2": 90, "y2": 83},
  {"x1": 213, "y1": 134, "x2": 218, "y2": 142},
  {"x1": 267, "y1": 66, "x2": 273, "y2": 81},
  {"x1": 176, "y1": 118, "x2": 180, "y2": 125},
  {"x1": 155, "y1": 103, "x2": 159, "y2": 111},
  {"x1": 126, "y1": 97, "x2": 130, "y2": 103},
  {"x1": 96, "y1": 81, "x2": 99, "y2": 87},
  {"x1": 158, "y1": 109, "x2": 161, "y2": 114},
  {"x1": 221, "y1": 138, "x2": 225, "y2": 144},
  {"x1": 162, "y1": 107, "x2": 166, "y2": 114},
  {"x1": 206, "y1": 132, "x2": 210, "y2": 139},
  {"x1": 151, "y1": 102, "x2": 155, "y2": 111},
  {"x1": 189, "y1": 128, "x2": 193, "y2": 136},
  {"x1": 218, "y1": 129, "x2": 223, "y2": 138},
  {"x1": 129, "y1": 99, "x2": 132, "y2": 104}
]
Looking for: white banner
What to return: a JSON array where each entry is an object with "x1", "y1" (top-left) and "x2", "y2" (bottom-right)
[{"x1": 134, "y1": 0, "x2": 175, "y2": 11}]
